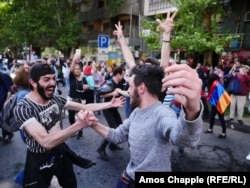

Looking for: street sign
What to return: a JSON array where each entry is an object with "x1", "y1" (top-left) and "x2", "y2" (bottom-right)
[
  {"x1": 98, "y1": 35, "x2": 109, "y2": 48},
  {"x1": 97, "y1": 54, "x2": 108, "y2": 61},
  {"x1": 98, "y1": 48, "x2": 108, "y2": 54}
]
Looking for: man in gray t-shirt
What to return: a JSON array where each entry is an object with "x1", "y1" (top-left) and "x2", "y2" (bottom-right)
[{"x1": 87, "y1": 63, "x2": 203, "y2": 187}]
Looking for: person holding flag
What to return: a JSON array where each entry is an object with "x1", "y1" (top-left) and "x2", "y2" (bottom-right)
[{"x1": 204, "y1": 73, "x2": 231, "y2": 138}]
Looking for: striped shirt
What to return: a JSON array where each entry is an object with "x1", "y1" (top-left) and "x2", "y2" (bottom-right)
[
  {"x1": 13, "y1": 95, "x2": 67, "y2": 153},
  {"x1": 163, "y1": 87, "x2": 181, "y2": 116}
]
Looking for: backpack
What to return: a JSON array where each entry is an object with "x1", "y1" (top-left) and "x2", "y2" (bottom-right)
[
  {"x1": 0, "y1": 94, "x2": 19, "y2": 132},
  {"x1": 0, "y1": 71, "x2": 12, "y2": 106},
  {"x1": 96, "y1": 80, "x2": 115, "y2": 98},
  {"x1": 228, "y1": 76, "x2": 242, "y2": 95}
]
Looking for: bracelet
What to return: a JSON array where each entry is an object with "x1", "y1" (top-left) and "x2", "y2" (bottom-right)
[{"x1": 162, "y1": 40, "x2": 170, "y2": 43}]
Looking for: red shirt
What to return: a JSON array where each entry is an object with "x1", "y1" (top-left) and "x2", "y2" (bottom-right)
[{"x1": 84, "y1": 65, "x2": 92, "y2": 76}]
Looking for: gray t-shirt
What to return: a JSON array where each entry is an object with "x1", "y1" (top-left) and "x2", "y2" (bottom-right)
[{"x1": 107, "y1": 101, "x2": 203, "y2": 180}]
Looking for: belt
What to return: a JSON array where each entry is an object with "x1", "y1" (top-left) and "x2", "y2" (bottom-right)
[
  {"x1": 120, "y1": 170, "x2": 130, "y2": 185},
  {"x1": 120, "y1": 170, "x2": 135, "y2": 188}
]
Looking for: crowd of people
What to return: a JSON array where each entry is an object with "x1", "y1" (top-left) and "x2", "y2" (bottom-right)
[{"x1": 0, "y1": 9, "x2": 249, "y2": 188}]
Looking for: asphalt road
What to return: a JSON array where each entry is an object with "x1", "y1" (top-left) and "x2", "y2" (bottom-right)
[{"x1": 0, "y1": 86, "x2": 250, "y2": 188}]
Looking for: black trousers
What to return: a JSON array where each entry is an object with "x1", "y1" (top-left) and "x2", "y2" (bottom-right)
[
  {"x1": 99, "y1": 108, "x2": 123, "y2": 149},
  {"x1": 23, "y1": 146, "x2": 77, "y2": 188},
  {"x1": 209, "y1": 105, "x2": 227, "y2": 134},
  {"x1": 68, "y1": 98, "x2": 82, "y2": 125}
]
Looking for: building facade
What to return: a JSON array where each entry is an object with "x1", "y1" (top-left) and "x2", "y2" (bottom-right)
[
  {"x1": 75, "y1": 0, "x2": 250, "y2": 64},
  {"x1": 74, "y1": 0, "x2": 141, "y2": 64}
]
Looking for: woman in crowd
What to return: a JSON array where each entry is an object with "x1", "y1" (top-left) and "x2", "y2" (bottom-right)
[{"x1": 68, "y1": 55, "x2": 89, "y2": 139}]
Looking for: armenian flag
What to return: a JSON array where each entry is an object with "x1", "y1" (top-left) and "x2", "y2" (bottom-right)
[{"x1": 207, "y1": 80, "x2": 231, "y2": 114}]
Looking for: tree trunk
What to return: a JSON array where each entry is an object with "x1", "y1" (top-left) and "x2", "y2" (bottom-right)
[{"x1": 203, "y1": 51, "x2": 213, "y2": 65}]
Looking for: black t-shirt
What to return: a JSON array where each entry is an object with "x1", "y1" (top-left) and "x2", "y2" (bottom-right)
[
  {"x1": 69, "y1": 72, "x2": 88, "y2": 99},
  {"x1": 103, "y1": 78, "x2": 124, "y2": 103}
]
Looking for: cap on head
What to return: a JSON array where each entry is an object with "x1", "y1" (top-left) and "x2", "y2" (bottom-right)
[{"x1": 29, "y1": 63, "x2": 55, "y2": 81}]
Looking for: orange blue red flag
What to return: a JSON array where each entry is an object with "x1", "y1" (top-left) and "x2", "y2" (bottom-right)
[{"x1": 207, "y1": 80, "x2": 231, "y2": 114}]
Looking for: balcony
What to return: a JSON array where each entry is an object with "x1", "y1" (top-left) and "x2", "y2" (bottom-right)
[
  {"x1": 144, "y1": 0, "x2": 176, "y2": 16},
  {"x1": 149, "y1": 0, "x2": 172, "y2": 12}
]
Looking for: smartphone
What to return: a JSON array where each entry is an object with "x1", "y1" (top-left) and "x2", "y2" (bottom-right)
[{"x1": 76, "y1": 49, "x2": 81, "y2": 55}]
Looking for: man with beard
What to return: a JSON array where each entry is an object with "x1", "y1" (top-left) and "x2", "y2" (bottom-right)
[
  {"x1": 87, "y1": 63, "x2": 203, "y2": 187},
  {"x1": 13, "y1": 63, "x2": 124, "y2": 188}
]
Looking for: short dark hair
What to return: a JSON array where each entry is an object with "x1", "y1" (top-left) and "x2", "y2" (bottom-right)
[
  {"x1": 131, "y1": 64, "x2": 164, "y2": 96},
  {"x1": 144, "y1": 57, "x2": 160, "y2": 66},
  {"x1": 113, "y1": 66, "x2": 124, "y2": 76}
]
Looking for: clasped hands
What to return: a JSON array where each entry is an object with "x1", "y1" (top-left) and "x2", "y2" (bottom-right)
[{"x1": 77, "y1": 110, "x2": 98, "y2": 127}]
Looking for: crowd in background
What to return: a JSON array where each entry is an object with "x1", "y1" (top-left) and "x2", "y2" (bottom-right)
[{"x1": 0, "y1": 12, "x2": 250, "y2": 187}]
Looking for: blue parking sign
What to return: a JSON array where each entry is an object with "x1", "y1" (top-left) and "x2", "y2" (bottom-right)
[{"x1": 98, "y1": 35, "x2": 109, "y2": 48}]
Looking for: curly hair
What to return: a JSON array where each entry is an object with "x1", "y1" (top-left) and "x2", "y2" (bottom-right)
[{"x1": 13, "y1": 66, "x2": 30, "y2": 89}]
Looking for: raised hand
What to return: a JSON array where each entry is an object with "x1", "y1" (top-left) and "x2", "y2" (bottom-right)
[
  {"x1": 73, "y1": 52, "x2": 81, "y2": 62},
  {"x1": 110, "y1": 96, "x2": 125, "y2": 108},
  {"x1": 113, "y1": 21, "x2": 124, "y2": 40},
  {"x1": 156, "y1": 10, "x2": 178, "y2": 34},
  {"x1": 162, "y1": 64, "x2": 202, "y2": 120}
]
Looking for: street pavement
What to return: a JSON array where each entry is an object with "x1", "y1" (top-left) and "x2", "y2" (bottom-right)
[{"x1": 0, "y1": 86, "x2": 250, "y2": 188}]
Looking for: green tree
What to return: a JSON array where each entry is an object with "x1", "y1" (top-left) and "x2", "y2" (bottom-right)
[
  {"x1": 0, "y1": 0, "x2": 81, "y2": 57},
  {"x1": 107, "y1": 0, "x2": 125, "y2": 16},
  {"x1": 141, "y1": 0, "x2": 238, "y2": 63}
]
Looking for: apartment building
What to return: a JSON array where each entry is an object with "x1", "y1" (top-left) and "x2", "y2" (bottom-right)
[
  {"x1": 74, "y1": 0, "x2": 141, "y2": 63},
  {"x1": 75, "y1": 0, "x2": 250, "y2": 63}
]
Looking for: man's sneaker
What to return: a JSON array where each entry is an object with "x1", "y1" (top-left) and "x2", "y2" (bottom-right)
[
  {"x1": 97, "y1": 148, "x2": 109, "y2": 161},
  {"x1": 3, "y1": 133, "x2": 14, "y2": 145},
  {"x1": 238, "y1": 120, "x2": 244, "y2": 125},
  {"x1": 76, "y1": 130, "x2": 83, "y2": 140},
  {"x1": 246, "y1": 152, "x2": 250, "y2": 160},
  {"x1": 227, "y1": 118, "x2": 234, "y2": 122}
]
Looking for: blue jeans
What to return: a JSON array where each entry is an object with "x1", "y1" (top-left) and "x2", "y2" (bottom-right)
[
  {"x1": 116, "y1": 177, "x2": 128, "y2": 188},
  {"x1": 116, "y1": 171, "x2": 134, "y2": 188}
]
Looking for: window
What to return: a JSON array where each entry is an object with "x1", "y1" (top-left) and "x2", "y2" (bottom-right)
[
  {"x1": 245, "y1": 11, "x2": 250, "y2": 22},
  {"x1": 98, "y1": 0, "x2": 105, "y2": 8},
  {"x1": 103, "y1": 22, "x2": 110, "y2": 32}
]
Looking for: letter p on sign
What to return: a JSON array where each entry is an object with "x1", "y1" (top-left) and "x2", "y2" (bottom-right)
[{"x1": 98, "y1": 35, "x2": 109, "y2": 48}]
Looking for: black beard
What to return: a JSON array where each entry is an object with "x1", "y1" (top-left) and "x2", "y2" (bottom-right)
[
  {"x1": 37, "y1": 82, "x2": 54, "y2": 100},
  {"x1": 130, "y1": 87, "x2": 140, "y2": 108}
]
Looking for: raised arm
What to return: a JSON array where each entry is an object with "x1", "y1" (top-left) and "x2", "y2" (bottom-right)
[
  {"x1": 113, "y1": 22, "x2": 136, "y2": 72},
  {"x1": 70, "y1": 53, "x2": 81, "y2": 72},
  {"x1": 156, "y1": 10, "x2": 177, "y2": 70},
  {"x1": 162, "y1": 64, "x2": 202, "y2": 121}
]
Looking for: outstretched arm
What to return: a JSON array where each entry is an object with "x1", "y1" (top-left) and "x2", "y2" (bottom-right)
[
  {"x1": 66, "y1": 96, "x2": 125, "y2": 112},
  {"x1": 24, "y1": 110, "x2": 97, "y2": 149}
]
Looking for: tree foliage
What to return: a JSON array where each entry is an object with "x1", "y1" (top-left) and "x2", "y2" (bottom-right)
[
  {"x1": 0, "y1": 0, "x2": 81, "y2": 55},
  {"x1": 107, "y1": 0, "x2": 125, "y2": 16},
  {"x1": 141, "y1": 0, "x2": 238, "y2": 56}
]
